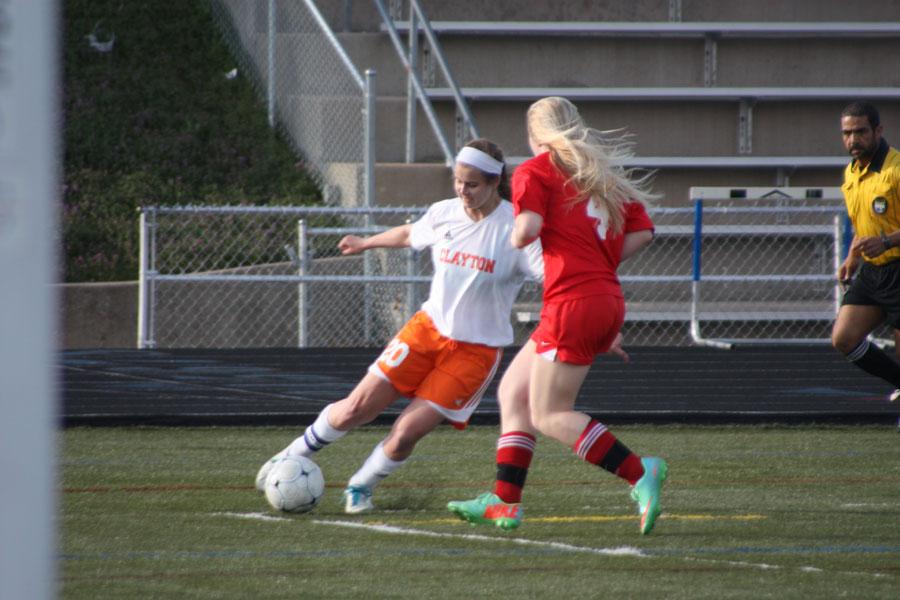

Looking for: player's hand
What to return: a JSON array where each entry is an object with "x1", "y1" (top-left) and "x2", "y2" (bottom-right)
[
  {"x1": 850, "y1": 236, "x2": 886, "y2": 259},
  {"x1": 607, "y1": 332, "x2": 630, "y2": 363},
  {"x1": 837, "y1": 260, "x2": 854, "y2": 283},
  {"x1": 337, "y1": 235, "x2": 366, "y2": 255}
]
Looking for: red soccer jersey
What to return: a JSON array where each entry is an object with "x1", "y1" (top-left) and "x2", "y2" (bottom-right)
[{"x1": 512, "y1": 152, "x2": 654, "y2": 303}]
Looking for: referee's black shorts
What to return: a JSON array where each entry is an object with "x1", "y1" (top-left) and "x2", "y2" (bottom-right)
[{"x1": 842, "y1": 259, "x2": 900, "y2": 328}]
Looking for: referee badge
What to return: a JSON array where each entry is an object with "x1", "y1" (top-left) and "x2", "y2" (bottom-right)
[{"x1": 872, "y1": 196, "x2": 888, "y2": 214}]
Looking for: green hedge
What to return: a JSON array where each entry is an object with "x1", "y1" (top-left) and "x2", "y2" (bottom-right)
[{"x1": 63, "y1": 0, "x2": 321, "y2": 282}]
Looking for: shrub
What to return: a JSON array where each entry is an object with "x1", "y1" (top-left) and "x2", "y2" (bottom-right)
[{"x1": 63, "y1": 0, "x2": 321, "y2": 282}]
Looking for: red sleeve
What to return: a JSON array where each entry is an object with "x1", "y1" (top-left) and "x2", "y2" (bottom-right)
[
  {"x1": 511, "y1": 159, "x2": 549, "y2": 218},
  {"x1": 624, "y1": 201, "x2": 654, "y2": 233}
]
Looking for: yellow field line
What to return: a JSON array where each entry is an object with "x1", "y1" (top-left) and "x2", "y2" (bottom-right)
[{"x1": 403, "y1": 514, "x2": 766, "y2": 525}]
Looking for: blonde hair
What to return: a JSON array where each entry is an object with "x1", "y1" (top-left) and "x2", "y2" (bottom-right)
[{"x1": 526, "y1": 96, "x2": 656, "y2": 234}]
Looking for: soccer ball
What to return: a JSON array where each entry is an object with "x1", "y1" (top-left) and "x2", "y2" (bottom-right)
[{"x1": 263, "y1": 456, "x2": 325, "y2": 513}]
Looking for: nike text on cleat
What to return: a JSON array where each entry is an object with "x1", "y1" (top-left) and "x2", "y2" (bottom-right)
[
  {"x1": 630, "y1": 457, "x2": 668, "y2": 535},
  {"x1": 446, "y1": 492, "x2": 523, "y2": 531},
  {"x1": 255, "y1": 450, "x2": 287, "y2": 492},
  {"x1": 343, "y1": 485, "x2": 374, "y2": 514}
]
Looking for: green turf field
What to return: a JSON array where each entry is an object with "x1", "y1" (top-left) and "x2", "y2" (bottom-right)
[{"x1": 61, "y1": 425, "x2": 899, "y2": 599}]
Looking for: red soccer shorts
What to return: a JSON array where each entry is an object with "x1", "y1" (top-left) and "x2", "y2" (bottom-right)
[{"x1": 530, "y1": 295, "x2": 625, "y2": 365}]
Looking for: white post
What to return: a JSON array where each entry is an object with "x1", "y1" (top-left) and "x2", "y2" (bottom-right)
[
  {"x1": 0, "y1": 2, "x2": 57, "y2": 598},
  {"x1": 405, "y1": 217, "x2": 416, "y2": 315},
  {"x1": 145, "y1": 207, "x2": 158, "y2": 349},
  {"x1": 137, "y1": 209, "x2": 148, "y2": 348},
  {"x1": 363, "y1": 70, "x2": 376, "y2": 343},
  {"x1": 832, "y1": 213, "x2": 843, "y2": 315},
  {"x1": 297, "y1": 219, "x2": 309, "y2": 348},
  {"x1": 404, "y1": 10, "x2": 418, "y2": 163}
]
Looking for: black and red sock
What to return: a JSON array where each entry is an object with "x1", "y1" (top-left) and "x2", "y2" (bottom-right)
[
  {"x1": 573, "y1": 420, "x2": 643, "y2": 485},
  {"x1": 493, "y1": 431, "x2": 536, "y2": 503}
]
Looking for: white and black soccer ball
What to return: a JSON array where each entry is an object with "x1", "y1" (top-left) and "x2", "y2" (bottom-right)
[{"x1": 263, "y1": 456, "x2": 325, "y2": 514}]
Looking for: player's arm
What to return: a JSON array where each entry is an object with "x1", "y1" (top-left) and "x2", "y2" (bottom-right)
[
  {"x1": 850, "y1": 230, "x2": 897, "y2": 259},
  {"x1": 621, "y1": 229, "x2": 654, "y2": 261},
  {"x1": 338, "y1": 223, "x2": 413, "y2": 255},
  {"x1": 511, "y1": 210, "x2": 542, "y2": 248},
  {"x1": 838, "y1": 234, "x2": 861, "y2": 281}
]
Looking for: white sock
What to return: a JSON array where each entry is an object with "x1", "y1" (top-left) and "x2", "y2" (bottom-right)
[
  {"x1": 347, "y1": 440, "x2": 406, "y2": 490},
  {"x1": 286, "y1": 403, "x2": 347, "y2": 457}
]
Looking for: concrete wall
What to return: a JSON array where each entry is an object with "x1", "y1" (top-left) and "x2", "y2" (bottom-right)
[{"x1": 59, "y1": 282, "x2": 138, "y2": 349}]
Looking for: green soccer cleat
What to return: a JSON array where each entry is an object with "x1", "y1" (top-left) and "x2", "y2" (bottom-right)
[
  {"x1": 630, "y1": 457, "x2": 668, "y2": 535},
  {"x1": 447, "y1": 492, "x2": 523, "y2": 531}
]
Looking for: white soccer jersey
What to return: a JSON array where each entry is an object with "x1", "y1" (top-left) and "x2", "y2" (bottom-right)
[{"x1": 409, "y1": 199, "x2": 543, "y2": 346}]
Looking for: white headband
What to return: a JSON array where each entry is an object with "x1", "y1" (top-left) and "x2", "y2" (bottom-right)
[{"x1": 456, "y1": 146, "x2": 504, "y2": 175}]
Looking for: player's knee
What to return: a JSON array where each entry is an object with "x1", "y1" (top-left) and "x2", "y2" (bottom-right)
[
  {"x1": 830, "y1": 329, "x2": 858, "y2": 354},
  {"x1": 529, "y1": 408, "x2": 559, "y2": 438}
]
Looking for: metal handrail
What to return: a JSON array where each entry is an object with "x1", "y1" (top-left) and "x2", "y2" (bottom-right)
[
  {"x1": 408, "y1": 0, "x2": 479, "y2": 140},
  {"x1": 372, "y1": 0, "x2": 478, "y2": 165},
  {"x1": 301, "y1": 0, "x2": 365, "y2": 91}
]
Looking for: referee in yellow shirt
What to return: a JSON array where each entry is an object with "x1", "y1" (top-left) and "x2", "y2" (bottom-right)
[{"x1": 832, "y1": 101, "x2": 900, "y2": 402}]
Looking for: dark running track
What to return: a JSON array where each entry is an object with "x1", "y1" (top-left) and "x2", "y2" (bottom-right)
[{"x1": 61, "y1": 346, "x2": 900, "y2": 427}]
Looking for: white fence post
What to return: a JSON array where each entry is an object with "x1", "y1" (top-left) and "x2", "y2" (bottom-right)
[{"x1": 297, "y1": 219, "x2": 309, "y2": 348}]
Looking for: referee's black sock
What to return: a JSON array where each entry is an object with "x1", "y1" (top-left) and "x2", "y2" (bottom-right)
[{"x1": 845, "y1": 339, "x2": 900, "y2": 388}]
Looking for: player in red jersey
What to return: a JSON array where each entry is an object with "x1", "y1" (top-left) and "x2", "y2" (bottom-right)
[{"x1": 448, "y1": 97, "x2": 668, "y2": 534}]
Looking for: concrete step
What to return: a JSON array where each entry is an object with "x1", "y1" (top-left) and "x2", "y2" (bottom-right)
[
  {"x1": 415, "y1": 35, "x2": 900, "y2": 88},
  {"x1": 408, "y1": 98, "x2": 886, "y2": 158},
  {"x1": 323, "y1": 30, "x2": 900, "y2": 91},
  {"x1": 366, "y1": 161, "x2": 842, "y2": 208}
]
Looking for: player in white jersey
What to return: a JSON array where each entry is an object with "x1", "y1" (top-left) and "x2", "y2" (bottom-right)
[{"x1": 255, "y1": 139, "x2": 543, "y2": 514}]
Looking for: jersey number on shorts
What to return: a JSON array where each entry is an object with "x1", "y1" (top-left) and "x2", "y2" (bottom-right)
[{"x1": 379, "y1": 338, "x2": 410, "y2": 367}]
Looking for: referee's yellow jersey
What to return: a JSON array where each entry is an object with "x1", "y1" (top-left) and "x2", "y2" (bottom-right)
[{"x1": 842, "y1": 138, "x2": 900, "y2": 265}]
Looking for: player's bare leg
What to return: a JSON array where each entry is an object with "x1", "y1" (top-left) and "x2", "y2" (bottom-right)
[
  {"x1": 256, "y1": 374, "x2": 400, "y2": 491},
  {"x1": 833, "y1": 304, "x2": 900, "y2": 397},
  {"x1": 447, "y1": 343, "x2": 537, "y2": 530},
  {"x1": 529, "y1": 355, "x2": 666, "y2": 535},
  {"x1": 343, "y1": 399, "x2": 445, "y2": 514}
]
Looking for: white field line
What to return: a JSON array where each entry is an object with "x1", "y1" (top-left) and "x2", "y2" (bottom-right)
[
  {"x1": 314, "y1": 519, "x2": 645, "y2": 557},
  {"x1": 210, "y1": 513, "x2": 893, "y2": 580},
  {"x1": 214, "y1": 511, "x2": 289, "y2": 522},
  {"x1": 313, "y1": 518, "x2": 894, "y2": 580}
]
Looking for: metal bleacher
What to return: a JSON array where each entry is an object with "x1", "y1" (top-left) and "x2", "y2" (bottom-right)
[
  {"x1": 369, "y1": 11, "x2": 900, "y2": 208},
  {"x1": 403, "y1": 20, "x2": 898, "y2": 172}
]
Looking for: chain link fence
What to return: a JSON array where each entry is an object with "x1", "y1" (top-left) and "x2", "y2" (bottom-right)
[
  {"x1": 138, "y1": 196, "x2": 890, "y2": 349},
  {"x1": 686, "y1": 187, "x2": 893, "y2": 348},
  {"x1": 138, "y1": 205, "x2": 424, "y2": 348},
  {"x1": 209, "y1": 0, "x2": 374, "y2": 207}
]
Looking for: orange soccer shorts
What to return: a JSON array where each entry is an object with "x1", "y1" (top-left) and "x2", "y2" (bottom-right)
[
  {"x1": 530, "y1": 294, "x2": 625, "y2": 365},
  {"x1": 369, "y1": 311, "x2": 502, "y2": 428}
]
